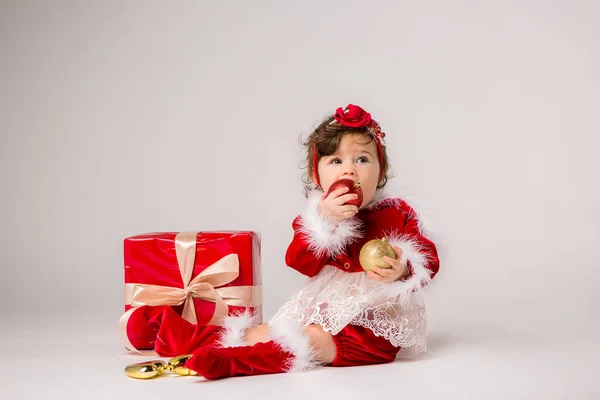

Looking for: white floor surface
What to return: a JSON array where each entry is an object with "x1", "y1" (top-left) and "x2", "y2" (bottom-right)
[{"x1": 1, "y1": 313, "x2": 598, "y2": 400}]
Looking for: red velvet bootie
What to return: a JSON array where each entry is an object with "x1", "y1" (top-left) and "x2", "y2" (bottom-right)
[
  {"x1": 186, "y1": 317, "x2": 319, "y2": 380},
  {"x1": 150, "y1": 307, "x2": 259, "y2": 357}
]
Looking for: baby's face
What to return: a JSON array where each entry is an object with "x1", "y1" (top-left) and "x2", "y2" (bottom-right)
[{"x1": 315, "y1": 133, "x2": 381, "y2": 209}]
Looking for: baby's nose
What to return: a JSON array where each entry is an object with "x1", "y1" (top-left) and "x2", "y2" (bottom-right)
[{"x1": 344, "y1": 165, "x2": 357, "y2": 175}]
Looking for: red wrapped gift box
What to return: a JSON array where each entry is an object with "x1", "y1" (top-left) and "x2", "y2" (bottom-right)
[{"x1": 119, "y1": 231, "x2": 262, "y2": 352}]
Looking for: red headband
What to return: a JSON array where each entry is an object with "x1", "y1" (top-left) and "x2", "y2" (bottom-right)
[{"x1": 313, "y1": 104, "x2": 386, "y2": 188}]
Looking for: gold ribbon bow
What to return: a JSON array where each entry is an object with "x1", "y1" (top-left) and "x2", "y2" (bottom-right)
[{"x1": 118, "y1": 232, "x2": 261, "y2": 354}]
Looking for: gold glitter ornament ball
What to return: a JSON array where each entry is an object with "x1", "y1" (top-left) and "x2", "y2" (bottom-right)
[{"x1": 359, "y1": 238, "x2": 397, "y2": 272}]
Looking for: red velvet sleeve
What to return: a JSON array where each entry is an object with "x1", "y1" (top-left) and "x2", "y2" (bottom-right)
[
  {"x1": 284, "y1": 216, "x2": 332, "y2": 278},
  {"x1": 377, "y1": 199, "x2": 441, "y2": 301},
  {"x1": 284, "y1": 191, "x2": 364, "y2": 278},
  {"x1": 395, "y1": 203, "x2": 440, "y2": 283}
]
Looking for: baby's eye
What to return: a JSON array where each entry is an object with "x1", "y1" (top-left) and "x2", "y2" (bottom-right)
[
  {"x1": 357, "y1": 156, "x2": 369, "y2": 163},
  {"x1": 330, "y1": 158, "x2": 342, "y2": 164}
]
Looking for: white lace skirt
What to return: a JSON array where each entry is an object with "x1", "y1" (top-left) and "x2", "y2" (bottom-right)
[{"x1": 269, "y1": 265, "x2": 428, "y2": 357}]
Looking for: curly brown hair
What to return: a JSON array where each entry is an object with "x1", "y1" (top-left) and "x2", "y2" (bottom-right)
[{"x1": 300, "y1": 114, "x2": 390, "y2": 191}]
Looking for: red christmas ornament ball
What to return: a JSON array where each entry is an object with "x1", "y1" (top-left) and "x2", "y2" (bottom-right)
[{"x1": 326, "y1": 179, "x2": 363, "y2": 208}]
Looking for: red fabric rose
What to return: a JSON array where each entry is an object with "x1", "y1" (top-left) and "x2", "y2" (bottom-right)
[{"x1": 334, "y1": 104, "x2": 372, "y2": 128}]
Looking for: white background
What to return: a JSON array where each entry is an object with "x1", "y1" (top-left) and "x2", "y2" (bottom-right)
[{"x1": 1, "y1": 1, "x2": 598, "y2": 398}]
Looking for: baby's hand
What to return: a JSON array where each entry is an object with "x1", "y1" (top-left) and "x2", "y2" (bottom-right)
[
  {"x1": 319, "y1": 186, "x2": 359, "y2": 222},
  {"x1": 366, "y1": 245, "x2": 410, "y2": 283}
]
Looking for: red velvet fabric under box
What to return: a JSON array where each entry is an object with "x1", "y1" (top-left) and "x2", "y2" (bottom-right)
[{"x1": 122, "y1": 231, "x2": 262, "y2": 351}]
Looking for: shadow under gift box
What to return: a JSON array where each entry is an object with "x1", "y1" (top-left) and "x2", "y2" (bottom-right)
[{"x1": 119, "y1": 231, "x2": 262, "y2": 352}]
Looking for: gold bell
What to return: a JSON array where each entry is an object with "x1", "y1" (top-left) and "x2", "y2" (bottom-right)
[
  {"x1": 124, "y1": 360, "x2": 167, "y2": 379},
  {"x1": 359, "y1": 237, "x2": 397, "y2": 272}
]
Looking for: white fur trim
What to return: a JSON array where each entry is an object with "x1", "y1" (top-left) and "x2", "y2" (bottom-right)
[
  {"x1": 297, "y1": 190, "x2": 363, "y2": 258},
  {"x1": 377, "y1": 233, "x2": 434, "y2": 308},
  {"x1": 217, "y1": 309, "x2": 259, "y2": 348},
  {"x1": 268, "y1": 318, "x2": 319, "y2": 373}
]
